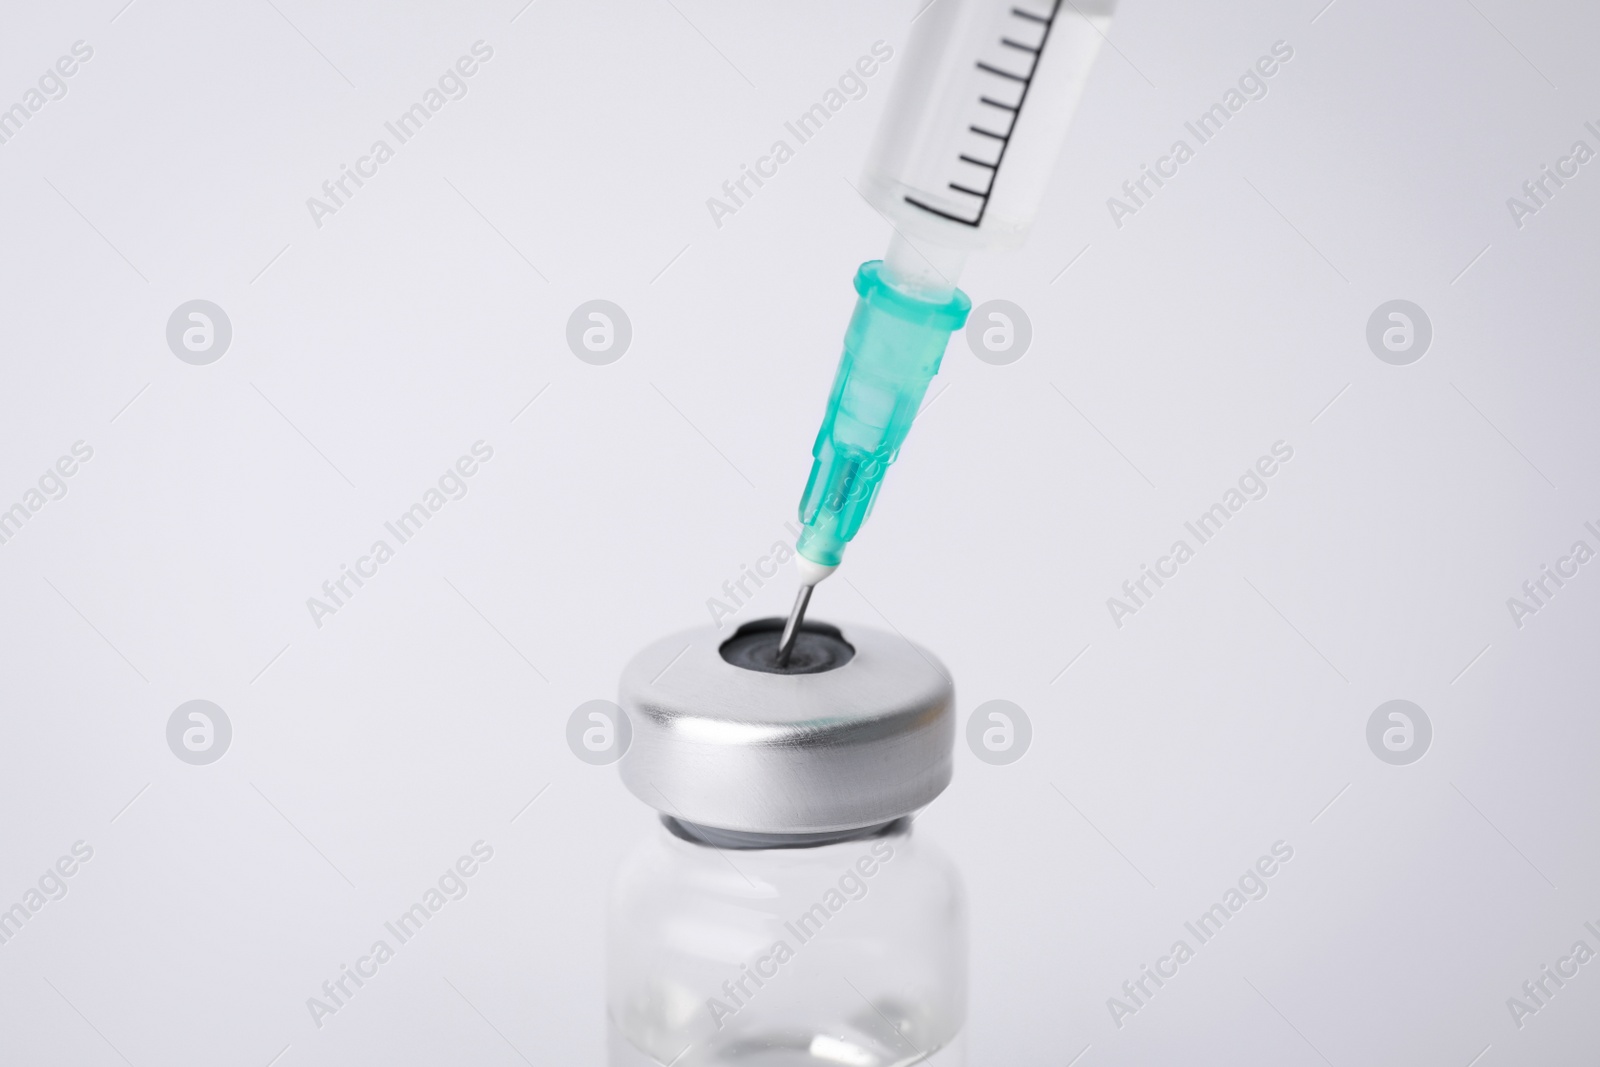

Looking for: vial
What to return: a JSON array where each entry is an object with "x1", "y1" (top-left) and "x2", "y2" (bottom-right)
[{"x1": 607, "y1": 617, "x2": 967, "y2": 1065}]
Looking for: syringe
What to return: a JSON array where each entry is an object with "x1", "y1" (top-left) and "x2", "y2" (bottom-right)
[{"x1": 779, "y1": 0, "x2": 1115, "y2": 664}]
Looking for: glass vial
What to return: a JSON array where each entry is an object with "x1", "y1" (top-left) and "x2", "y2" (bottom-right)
[{"x1": 607, "y1": 619, "x2": 967, "y2": 1066}]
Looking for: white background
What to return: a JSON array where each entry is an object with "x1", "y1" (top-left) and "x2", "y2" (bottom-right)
[{"x1": 1, "y1": 0, "x2": 1597, "y2": 1063}]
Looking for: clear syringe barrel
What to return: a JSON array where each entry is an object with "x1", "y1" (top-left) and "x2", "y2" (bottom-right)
[{"x1": 863, "y1": 0, "x2": 1115, "y2": 253}]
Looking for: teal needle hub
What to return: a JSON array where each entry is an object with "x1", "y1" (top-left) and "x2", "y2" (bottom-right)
[{"x1": 795, "y1": 260, "x2": 971, "y2": 568}]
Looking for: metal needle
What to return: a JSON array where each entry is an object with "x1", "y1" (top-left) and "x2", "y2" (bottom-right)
[{"x1": 776, "y1": 583, "x2": 814, "y2": 667}]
